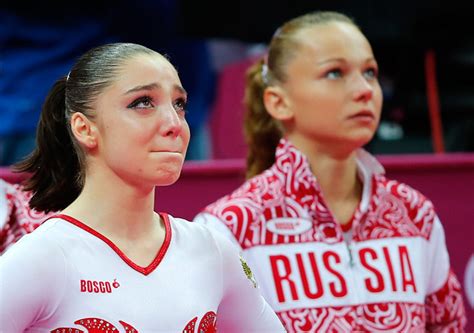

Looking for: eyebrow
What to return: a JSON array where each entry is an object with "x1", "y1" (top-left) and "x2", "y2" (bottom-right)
[
  {"x1": 317, "y1": 57, "x2": 346, "y2": 65},
  {"x1": 317, "y1": 57, "x2": 377, "y2": 65},
  {"x1": 124, "y1": 82, "x2": 187, "y2": 96}
]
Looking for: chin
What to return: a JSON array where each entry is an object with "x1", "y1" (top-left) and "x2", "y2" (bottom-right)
[
  {"x1": 352, "y1": 128, "x2": 376, "y2": 143},
  {"x1": 156, "y1": 178, "x2": 180, "y2": 187},
  {"x1": 339, "y1": 135, "x2": 375, "y2": 152},
  {"x1": 153, "y1": 169, "x2": 182, "y2": 187}
]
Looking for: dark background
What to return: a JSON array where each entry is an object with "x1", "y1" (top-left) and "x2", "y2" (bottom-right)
[
  {"x1": 178, "y1": 0, "x2": 474, "y2": 153},
  {"x1": 1, "y1": 0, "x2": 473, "y2": 156}
]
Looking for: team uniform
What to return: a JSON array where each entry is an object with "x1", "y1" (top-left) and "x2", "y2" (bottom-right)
[
  {"x1": 0, "y1": 179, "x2": 53, "y2": 254},
  {"x1": 0, "y1": 214, "x2": 285, "y2": 332},
  {"x1": 194, "y1": 138, "x2": 466, "y2": 332}
]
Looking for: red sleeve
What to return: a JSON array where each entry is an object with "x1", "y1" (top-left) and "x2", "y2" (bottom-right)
[
  {"x1": 0, "y1": 182, "x2": 52, "y2": 254},
  {"x1": 425, "y1": 268, "x2": 466, "y2": 332}
]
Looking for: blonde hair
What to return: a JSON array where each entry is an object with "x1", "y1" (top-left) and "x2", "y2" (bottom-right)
[{"x1": 244, "y1": 11, "x2": 357, "y2": 178}]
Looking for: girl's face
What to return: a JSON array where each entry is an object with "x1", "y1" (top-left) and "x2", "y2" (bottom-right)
[
  {"x1": 280, "y1": 22, "x2": 383, "y2": 153},
  {"x1": 91, "y1": 54, "x2": 190, "y2": 188}
]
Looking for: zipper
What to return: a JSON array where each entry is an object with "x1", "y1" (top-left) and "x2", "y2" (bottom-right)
[{"x1": 346, "y1": 241, "x2": 354, "y2": 267}]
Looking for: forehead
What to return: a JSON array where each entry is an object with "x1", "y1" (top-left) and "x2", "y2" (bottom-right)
[
  {"x1": 111, "y1": 54, "x2": 182, "y2": 91},
  {"x1": 293, "y1": 22, "x2": 374, "y2": 60}
]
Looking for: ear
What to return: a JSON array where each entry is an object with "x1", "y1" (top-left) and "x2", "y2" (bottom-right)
[
  {"x1": 263, "y1": 86, "x2": 294, "y2": 121},
  {"x1": 70, "y1": 112, "x2": 98, "y2": 149}
]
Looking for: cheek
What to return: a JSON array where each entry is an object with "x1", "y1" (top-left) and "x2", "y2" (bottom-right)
[
  {"x1": 182, "y1": 120, "x2": 191, "y2": 145},
  {"x1": 306, "y1": 88, "x2": 343, "y2": 112},
  {"x1": 374, "y1": 85, "x2": 384, "y2": 116},
  {"x1": 105, "y1": 128, "x2": 152, "y2": 161}
]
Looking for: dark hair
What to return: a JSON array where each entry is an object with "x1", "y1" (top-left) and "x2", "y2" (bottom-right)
[
  {"x1": 15, "y1": 43, "x2": 159, "y2": 212},
  {"x1": 244, "y1": 11, "x2": 357, "y2": 178}
]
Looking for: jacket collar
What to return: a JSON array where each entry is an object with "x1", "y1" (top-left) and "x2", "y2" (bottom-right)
[{"x1": 273, "y1": 138, "x2": 385, "y2": 215}]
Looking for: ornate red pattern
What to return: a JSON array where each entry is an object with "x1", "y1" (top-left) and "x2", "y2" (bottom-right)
[
  {"x1": 50, "y1": 313, "x2": 215, "y2": 333},
  {"x1": 355, "y1": 176, "x2": 434, "y2": 242},
  {"x1": 1, "y1": 181, "x2": 54, "y2": 253},
  {"x1": 203, "y1": 139, "x2": 466, "y2": 332},
  {"x1": 278, "y1": 303, "x2": 426, "y2": 332},
  {"x1": 182, "y1": 317, "x2": 197, "y2": 333},
  {"x1": 206, "y1": 141, "x2": 436, "y2": 249},
  {"x1": 197, "y1": 311, "x2": 217, "y2": 333},
  {"x1": 118, "y1": 320, "x2": 139, "y2": 333},
  {"x1": 425, "y1": 270, "x2": 467, "y2": 332},
  {"x1": 182, "y1": 311, "x2": 217, "y2": 333}
]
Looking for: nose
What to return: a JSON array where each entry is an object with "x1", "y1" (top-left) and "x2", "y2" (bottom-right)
[
  {"x1": 159, "y1": 104, "x2": 182, "y2": 138},
  {"x1": 351, "y1": 73, "x2": 374, "y2": 102}
]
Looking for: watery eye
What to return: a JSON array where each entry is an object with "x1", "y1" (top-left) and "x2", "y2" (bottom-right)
[
  {"x1": 364, "y1": 68, "x2": 378, "y2": 79},
  {"x1": 128, "y1": 96, "x2": 154, "y2": 109},
  {"x1": 173, "y1": 98, "x2": 188, "y2": 113},
  {"x1": 326, "y1": 69, "x2": 342, "y2": 79}
]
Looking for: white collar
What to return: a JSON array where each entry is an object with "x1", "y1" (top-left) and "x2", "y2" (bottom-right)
[{"x1": 356, "y1": 148, "x2": 385, "y2": 213}]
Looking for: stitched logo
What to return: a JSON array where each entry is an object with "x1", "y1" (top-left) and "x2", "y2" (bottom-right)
[
  {"x1": 266, "y1": 217, "x2": 312, "y2": 235},
  {"x1": 80, "y1": 279, "x2": 120, "y2": 294}
]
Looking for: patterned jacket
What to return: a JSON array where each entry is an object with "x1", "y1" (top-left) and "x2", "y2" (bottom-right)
[
  {"x1": 0, "y1": 179, "x2": 53, "y2": 254},
  {"x1": 195, "y1": 138, "x2": 466, "y2": 332}
]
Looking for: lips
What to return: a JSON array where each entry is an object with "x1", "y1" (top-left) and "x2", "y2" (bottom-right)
[
  {"x1": 150, "y1": 151, "x2": 182, "y2": 155},
  {"x1": 349, "y1": 110, "x2": 375, "y2": 119}
]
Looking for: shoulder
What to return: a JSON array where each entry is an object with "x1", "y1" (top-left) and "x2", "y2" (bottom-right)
[
  {"x1": 0, "y1": 217, "x2": 68, "y2": 277},
  {"x1": 166, "y1": 213, "x2": 222, "y2": 245},
  {"x1": 168, "y1": 213, "x2": 237, "y2": 248},
  {"x1": 202, "y1": 168, "x2": 283, "y2": 220},
  {"x1": 375, "y1": 174, "x2": 435, "y2": 211},
  {"x1": 371, "y1": 174, "x2": 437, "y2": 238},
  {"x1": 0, "y1": 218, "x2": 69, "y2": 328},
  {"x1": 2, "y1": 217, "x2": 66, "y2": 255}
]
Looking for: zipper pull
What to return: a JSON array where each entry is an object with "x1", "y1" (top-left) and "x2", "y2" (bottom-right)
[{"x1": 347, "y1": 242, "x2": 354, "y2": 267}]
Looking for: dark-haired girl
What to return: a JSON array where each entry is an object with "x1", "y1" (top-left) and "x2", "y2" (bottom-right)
[{"x1": 0, "y1": 43, "x2": 284, "y2": 332}]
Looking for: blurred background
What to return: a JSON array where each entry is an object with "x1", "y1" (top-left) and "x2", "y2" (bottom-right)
[
  {"x1": 1, "y1": 0, "x2": 473, "y2": 164},
  {"x1": 1, "y1": 0, "x2": 473, "y2": 327}
]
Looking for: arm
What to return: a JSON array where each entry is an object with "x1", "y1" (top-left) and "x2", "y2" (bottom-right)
[
  {"x1": 425, "y1": 216, "x2": 466, "y2": 332},
  {"x1": 210, "y1": 229, "x2": 285, "y2": 333},
  {"x1": 0, "y1": 232, "x2": 66, "y2": 331}
]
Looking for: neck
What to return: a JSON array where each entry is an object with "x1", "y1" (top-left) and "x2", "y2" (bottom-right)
[
  {"x1": 308, "y1": 152, "x2": 361, "y2": 204},
  {"x1": 288, "y1": 135, "x2": 362, "y2": 220},
  {"x1": 62, "y1": 165, "x2": 157, "y2": 240}
]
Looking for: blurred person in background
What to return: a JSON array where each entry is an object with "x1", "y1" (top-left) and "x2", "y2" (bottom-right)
[
  {"x1": 0, "y1": 179, "x2": 53, "y2": 254},
  {"x1": 194, "y1": 11, "x2": 466, "y2": 332}
]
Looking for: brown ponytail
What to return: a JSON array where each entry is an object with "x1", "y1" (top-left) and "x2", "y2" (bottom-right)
[
  {"x1": 14, "y1": 77, "x2": 81, "y2": 213},
  {"x1": 243, "y1": 59, "x2": 282, "y2": 179}
]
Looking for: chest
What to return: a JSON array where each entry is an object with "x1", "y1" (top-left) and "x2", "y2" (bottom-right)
[
  {"x1": 244, "y1": 237, "x2": 429, "y2": 311},
  {"x1": 30, "y1": 244, "x2": 222, "y2": 332}
]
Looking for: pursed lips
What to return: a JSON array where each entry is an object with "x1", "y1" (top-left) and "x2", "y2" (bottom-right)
[
  {"x1": 348, "y1": 110, "x2": 375, "y2": 119},
  {"x1": 149, "y1": 150, "x2": 182, "y2": 154}
]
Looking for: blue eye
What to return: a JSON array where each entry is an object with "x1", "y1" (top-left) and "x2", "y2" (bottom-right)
[
  {"x1": 364, "y1": 68, "x2": 378, "y2": 80},
  {"x1": 127, "y1": 96, "x2": 154, "y2": 109},
  {"x1": 325, "y1": 69, "x2": 343, "y2": 79},
  {"x1": 173, "y1": 98, "x2": 188, "y2": 114}
]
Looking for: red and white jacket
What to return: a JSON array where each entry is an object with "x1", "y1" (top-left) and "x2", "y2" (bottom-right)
[
  {"x1": 194, "y1": 138, "x2": 466, "y2": 332},
  {"x1": 0, "y1": 179, "x2": 53, "y2": 254}
]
